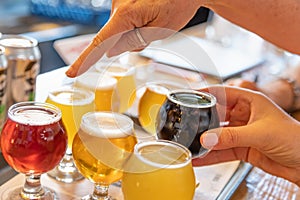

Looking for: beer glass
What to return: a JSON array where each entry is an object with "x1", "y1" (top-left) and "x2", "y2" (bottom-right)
[
  {"x1": 95, "y1": 62, "x2": 136, "y2": 113},
  {"x1": 72, "y1": 112, "x2": 137, "y2": 200},
  {"x1": 138, "y1": 82, "x2": 169, "y2": 135},
  {"x1": 0, "y1": 102, "x2": 67, "y2": 199},
  {"x1": 156, "y1": 89, "x2": 220, "y2": 157},
  {"x1": 46, "y1": 86, "x2": 95, "y2": 183},
  {"x1": 122, "y1": 140, "x2": 196, "y2": 200},
  {"x1": 74, "y1": 72, "x2": 119, "y2": 112}
]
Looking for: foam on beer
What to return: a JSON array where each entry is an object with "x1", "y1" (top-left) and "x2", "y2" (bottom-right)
[
  {"x1": 147, "y1": 84, "x2": 169, "y2": 95},
  {"x1": 134, "y1": 140, "x2": 191, "y2": 170},
  {"x1": 95, "y1": 62, "x2": 135, "y2": 77},
  {"x1": 9, "y1": 103, "x2": 62, "y2": 126},
  {"x1": 75, "y1": 72, "x2": 117, "y2": 91},
  {"x1": 80, "y1": 112, "x2": 134, "y2": 138},
  {"x1": 48, "y1": 87, "x2": 94, "y2": 106}
]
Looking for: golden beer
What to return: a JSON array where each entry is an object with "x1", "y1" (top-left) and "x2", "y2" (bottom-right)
[
  {"x1": 95, "y1": 62, "x2": 136, "y2": 113},
  {"x1": 122, "y1": 140, "x2": 196, "y2": 200},
  {"x1": 46, "y1": 87, "x2": 94, "y2": 183},
  {"x1": 46, "y1": 87, "x2": 94, "y2": 150},
  {"x1": 74, "y1": 72, "x2": 119, "y2": 112},
  {"x1": 138, "y1": 83, "x2": 169, "y2": 135},
  {"x1": 72, "y1": 112, "x2": 137, "y2": 199}
]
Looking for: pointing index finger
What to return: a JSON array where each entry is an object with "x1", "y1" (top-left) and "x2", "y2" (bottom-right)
[{"x1": 65, "y1": 13, "x2": 134, "y2": 78}]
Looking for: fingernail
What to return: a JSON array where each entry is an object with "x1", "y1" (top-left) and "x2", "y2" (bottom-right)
[{"x1": 203, "y1": 132, "x2": 218, "y2": 148}]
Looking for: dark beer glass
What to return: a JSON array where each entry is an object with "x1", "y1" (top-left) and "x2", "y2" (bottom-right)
[{"x1": 156, "y1": 89, "x2": 219, "y2": 157}]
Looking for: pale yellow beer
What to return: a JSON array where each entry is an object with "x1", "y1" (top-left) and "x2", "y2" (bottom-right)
[
  {"x1": 138, "y1": 83, "x2": 169, "y2": 135},
  {"x1": 72, "y1": 112, "x2": 137, "y2": 199},
  {"x1": 46, "y1": 87, "x2": 94, "y2": 150},
  {"x1": 122, "y1": 140, "x2": 196, "y2": 200},
  {"x1": 74, "y1": 72, "x2": 119, "y2": 112},
  {"x1": 95, "y1": 62, "x2": 136, "y2": 113}
]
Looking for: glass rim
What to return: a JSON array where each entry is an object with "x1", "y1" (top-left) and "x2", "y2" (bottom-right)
[
  {"x1": 47, "y1": 86, "x2": 95, "y2": 106},
  {"x1": 8, "y1": 101, "x2": 62, "y2": 125},
  {"x1": 94, "y1": 61, "x2": 135, "y2": 76},
  {"x1": 75, "y1": 72, "x2": 118, "y2": 90},
  {"x1": 0, "y1": 34, "x2": 38, "y2": 48},
  {"x1": 134, "y1": 139, "x2": 192, "y2": 169},
  {"x1": 80, "y1": 111, "x2": 134, "y2": 138},
  {"x1": 167, "y1": 89, "x2": 217, "y2": 108},
  {"x1": 145, "y1": 80, "x2": 186, "y2": 90},
  {"x1": 144, "y1": 82, "x2": 170, "y2": 95}
]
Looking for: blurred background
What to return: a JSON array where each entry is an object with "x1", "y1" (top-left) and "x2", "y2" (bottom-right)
[
  {"x1": 0, "y1": 0, "x2": 210, "y2": 74},
  {"x1": 0, "y1": 0, "x2": 111, "y2": 74}
]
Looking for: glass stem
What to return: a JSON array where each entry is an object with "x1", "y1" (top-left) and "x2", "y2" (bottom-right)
[
  {"x1": 92, "y1": 184, "x2": 110, "y2": 200},
  {"x1": 21, "y1": 174, "x2": 45, "y2": 199},
  {"x1": 59, "y1": 151, "x2": 75, "y2": 169}
]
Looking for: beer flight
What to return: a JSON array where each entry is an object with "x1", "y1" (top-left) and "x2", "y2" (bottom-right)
[{"x1": 0, "y1": 58, "x2": 219, "y2": 199}]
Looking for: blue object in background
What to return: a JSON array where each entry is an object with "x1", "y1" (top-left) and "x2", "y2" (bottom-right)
[{"x1": 30, "y1": 0, "x2": 111, "y2": 26}]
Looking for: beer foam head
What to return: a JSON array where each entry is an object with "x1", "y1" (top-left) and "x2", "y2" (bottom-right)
[
  {"x1": 135, "y1": 140, "x2": 191, "y2": 169},
  {"x1": 146, "y1": 83, "x2": 169, "y2": 95},
  {"x1": 48, "y1": 87, "x2": 94, "y2": 106},
  {"x1": 75, "y1": 72, "x2": 117, "y2": 91},
  {"x1": 80, "y1": 112, "x2": 134, "y2": 138},
  {"x1": 9, "y1": 102, "x2": 62, "y2": 126},
  {"x1": 95, "y1": 62, "x2": 135, "y2": 77}
]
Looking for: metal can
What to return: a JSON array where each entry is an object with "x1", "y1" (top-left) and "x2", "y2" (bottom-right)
[
  {"x1": 0, "y1": 46, "x2": 8, "y2": 129},
  {"x1": 0, "y1": 35, "x2": 41, "y2": 107}
]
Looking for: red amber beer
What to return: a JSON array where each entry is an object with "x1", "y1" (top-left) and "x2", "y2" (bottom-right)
[{"x1": 1, "y1": 102, "x2": 67, "y2": 174}]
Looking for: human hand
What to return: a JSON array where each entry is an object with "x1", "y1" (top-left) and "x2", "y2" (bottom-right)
[
  {"x1": 193, "y1": 85, "x2": 300, "y2": 186},
  {"x1": 66, "y1": 0, "x2": 203, "y2": 77}
]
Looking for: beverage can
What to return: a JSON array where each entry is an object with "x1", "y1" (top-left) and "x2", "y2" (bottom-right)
[
  {"x1": 0, "y1": 35, "x2": 41, "y2": 107},
  {"x1": 0, "y1": 46, "x2": 8, "y2": 129}
]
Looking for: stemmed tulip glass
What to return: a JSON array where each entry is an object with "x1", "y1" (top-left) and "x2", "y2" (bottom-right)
[
  {"x1": 46, "y1": 86, "x2": 95, "y2": 183},
  {"x1": 72, "y1": 112, "x2": 137, "y2": 200},
  {"x1": 0, "y1": 102, "x2": 67, "y2": 199}
]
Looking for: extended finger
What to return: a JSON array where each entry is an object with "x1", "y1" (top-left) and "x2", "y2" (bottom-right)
[{"x1": 66, "y1": 6, "x2": 142, "y2": 77}]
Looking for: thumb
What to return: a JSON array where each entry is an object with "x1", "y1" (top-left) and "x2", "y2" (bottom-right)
[{"x1": 201, "y1": 125, "x2": 261, "y2": 150}]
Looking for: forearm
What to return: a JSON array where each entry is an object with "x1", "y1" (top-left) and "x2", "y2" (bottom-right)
[{"x1": 200, "y1": 0, "x2": 300, "y2": 55}]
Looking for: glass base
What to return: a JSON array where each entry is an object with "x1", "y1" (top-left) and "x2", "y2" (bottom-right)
[
  {"x1": 47, "y1": 152, "x2": 84, "y2": 183},
  {"x1": 47, "y1": 165, "x2": 84, "y2": 183},
  {"x1": 2, "y1": 186, "x2": 58, "y2": 200},
  {"x1": 81, "y1": 194, "x2": 115, "y2": 200}
]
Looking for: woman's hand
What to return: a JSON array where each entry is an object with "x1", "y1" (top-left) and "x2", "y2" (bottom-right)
[
  {"x1": 66, "y1": 0, "x2": 203, "y2": 77},
  {"x1": 193, "y1": 85, "x2": 300, "y2": 186}
]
